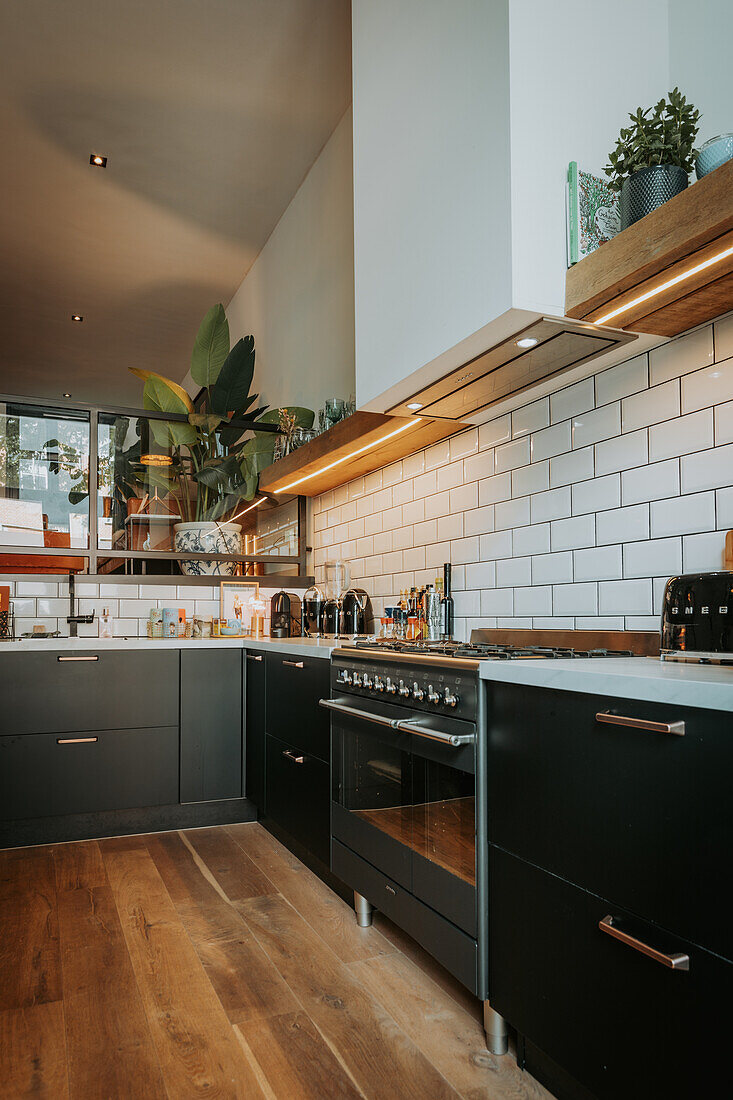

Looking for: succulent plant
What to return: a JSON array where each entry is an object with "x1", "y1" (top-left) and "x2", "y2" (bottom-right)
[{"x1": 605, "y1": 87, "x2": 701, "y2": 192}]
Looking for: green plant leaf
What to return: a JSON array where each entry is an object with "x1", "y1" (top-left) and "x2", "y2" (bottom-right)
[
  {"x1": 190, "y1": 303, "x2": 230, "y2": 389},
  {"x1": 210, "y1": 335, "x2": 255, "y2": 415},
  {"x1": 188, "y1": 413, "x2": 225, "y2": 431},
  {"x1": 129, "y1": 368, "x2": 193, "y2": 411},
  {"x1": 143, "y1": 377, "x2": 197, "y2": 448}
]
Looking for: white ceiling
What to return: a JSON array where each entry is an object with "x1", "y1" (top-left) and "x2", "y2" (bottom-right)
[{"x1": 0, "y1": 0, "x2": 351, "y2": 407}]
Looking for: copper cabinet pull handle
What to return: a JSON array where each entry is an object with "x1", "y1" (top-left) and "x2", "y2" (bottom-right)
[
  {"x1": 282, "y1": 660, "x2": 304, "y2": 668},
  {"x1": 385, "y1": 885, "x2": 396, "y2": 896},
  {"x1": 599, "y1": 915, "x2": 689, "y2": 970},
  {"x1": 57, "y1": 655, "x2": 99, "y2": 662},
  {"x1": 246, "y1": 654, "x2": 263, "y2": 661},
  {"x1": 596, "y1": 711, "x2": 685, "y2": 736},
  {"x1": 282, "y1": 750, "x2": 305, "y2": 764},
  {"x1": 57, "y1": 737, "x2": 98, "y2": 745}
]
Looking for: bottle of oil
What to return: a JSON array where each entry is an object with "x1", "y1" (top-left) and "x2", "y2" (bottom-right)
[{"x1": 440, "y1": 563, "x2": 454, "y2": 640}]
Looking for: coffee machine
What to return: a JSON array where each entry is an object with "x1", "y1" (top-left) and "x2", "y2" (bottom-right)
[
  {"x1": 339, "y1": 588, "x2": 373, "y2": 636},
  {"x1": 302, "y1": 585, "x2": 325, "y2": 637},
  {"x1": 270, "y1": 591, "x2": 301, "y2": 638}
]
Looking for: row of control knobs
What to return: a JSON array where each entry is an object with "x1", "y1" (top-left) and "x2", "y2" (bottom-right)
[{"x1": 337, "y1": 670, "x2": 458, "y2": 707}]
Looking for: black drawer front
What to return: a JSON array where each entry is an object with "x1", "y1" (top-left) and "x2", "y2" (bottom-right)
[
  {"x1": 265, "y1": 653, "x2": 330, "y2": 763},
  {"x1": 265, "y1": 734, "x2": 330, "y2": 865},
  {"x1": 180, "y1": 649, "x2": 242, "y2": 803},
  {"x1": 490, "y1": 846, "x2": 731, "y2": 1100},
  {"x1": 332, "y1": 839, "x2": 477, "y2": 994},
  {"x1": 489, "y1": 682, "x2": 733, "y2": 959},
  {"x1": 0, "y1": 726, "x2": 179, "y2": 820},
  {"x1": 0, "y1": 650, "x2": 179, "y2": 736}
]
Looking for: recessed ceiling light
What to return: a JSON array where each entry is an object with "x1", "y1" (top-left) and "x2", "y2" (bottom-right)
[
  {"x1": 71, "y1": 314, "x2": 83, "y2": 322},
  {"x1": 63, "y1": 392, "x2": 72, "y2": 398},
  {"x1": 89, "y1": 153, "x2": 107, "y2": 167},
  {"x1": 516, "y1": 337, "x2": 538, "y2": 348},
  {"x1": 407, "y1": 402, "x2": 423, "y2": 411}
]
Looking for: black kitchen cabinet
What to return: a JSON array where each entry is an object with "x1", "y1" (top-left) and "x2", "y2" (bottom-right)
[
  {"x1": 265, "y1": 732, "x2": 330, "y2": 865},
  {"x1": 488, "y1": 682, "x2": 733, "y2": 961},
  {"x1": 265, "y1": 652, "x2": 330, "y2": 763},
  {"x1": 180, "y1": 649, "x2": 243, "y2": 803},
  {"x1": 244, "y1": 650, "x2": 266, "y2": 812},
  {"x1": 490, "y1": 845, "x2": 731, "y2": 1100}
]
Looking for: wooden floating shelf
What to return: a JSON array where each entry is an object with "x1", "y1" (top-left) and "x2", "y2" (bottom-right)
[
  {"x1": 565, "y1": 159, "x2": 733, "y2": 337},
  {"x1": 258, "y1": 411, "x2": 467, "y2": 497}
]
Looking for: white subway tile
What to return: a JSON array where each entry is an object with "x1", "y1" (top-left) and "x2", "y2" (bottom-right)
[
  {"x1": 194, "y1": 600, "x2": 220, "y2": 616},
  {"x1": 716, "y1": 487, "x2": 733, "y2": 530},
  {"x1": 553, "y1": 582, "x2": 598, "y2": 616},
  {"x1": 595, "y1": 428, "x2": 648, "y2": 475},
  {"x1": 8, "y1": 597, "x2": 35, "y2": 616},
  {"x1": 506, "y1": 520, "x2": 547, "y2": 559},
  {"x1": 364, "y1": 469, "x2": 383, "y2": 494},
  {"x1": 382, "y1": 461, "x2": 403, "y2": 486},
  {"x1": 514, "y1": 586, "x2": 552, "y2": 616},
  {"x1": 373, "y1": 531, "x2": 393, "y2": 555},
  {"x1": 531, "y1": 486, "x2": 571, "y2": 523},
  {"x1": 682, "y1": 531, "x2": 726, "y2": 572},
  {"x1": 333, "y1": 484, "x2": 349, "y2": 507},
  {"x1": 599, "y1": 578, "x2": 652, "y2": 615},
  {"x1": 512, "y1": 460, "x2": 549, "y2": 497},
  {"x1": 451, "y1": 536, "x2": 479, "y2": 565},
  {"x1": 496, "y1": 557, "x2": 531, "y2": 587},
  {"x1": 463, "y1": 450, "x2": 495, "y2": 482},
  {"x1": 550, "y1": 446, "x2": 594, "y2": 488},
  {"x1": 112, "y1": 618, "x2": 139, "y2": 638},
  {"x1": 533, "y1": 617, "x2": 575, "y2": 629},
  {"x1": 16, "y1": 617, "x2": 63, "y2": 637},
  {"x1": 118, "y1": 599, "x2": 152, "y2": 617},
  {"x1": 572, "y1": 474, "x2": 620, "y2": 516},
  {"x1": 403, "y1": 452, "x2": 425, "y2": 478},
  {"x1": 356, "y1": 535, "x2": 374, "y2": 557},
  {"x1": 551, "y1": 514, "x2": 595, "y2": 551},
  {"x1": 383, "y1": 550, "x2": 403, "y2": 573},
  {"x1": 426, "y1": 542, "x2": 452, "y2": 569},
  {"x1": 596, "y1": 503, "x2": 649, "y2": 545},
  {"x1": 424, "y1": 440, "x2": 451, "y2": 470},
  {"x1": 340, "y1": 501, "x2": 357, "y2": 523},
  {"x1": 621, "y1": 459, "x2": 680, "y2": 506},
  {"x1": 715, "y1": 400, "x2": 733, "y2": 445},
  {"x1": 16, "y1": 581, "x2": 58, "y2": 597},
  {"x1": 651, "y1": 491, "x2": 715, "y2": 537},
  {"x1": 478, "y1": 472, "x2": 512, "y2": 506},
  {"x1": 449, "y1": 482, "x2": 478, "y2": 513},
  {"x1": 682, "y1": 360, "x2": 733, "y2": 414},
  {"x1": 574, "y1": 544, "x2": 622, "y2": 581},
  {"x1": 531, "y1": 421, "x2": 571, "y2": 461},
  {"x1": 437, "y1": 513, "x2": 463, "y2": 541},
  {"x1": 649, "y1": 408, "x2": 713, "y2": 462},
  {"x1": 681, "y1": 443, "x2": 733, "y2": 494},
  {"x1": 436, "y1": 462, "x2": 465, "y2": 492},
  {"x1": 497, "y1": 617, "x2": 533, "y2": 628},
  {"x1": 449, "y1": 428, "x2": 478, "y2": 459},
  {"x1": 413, "y1": 519, "x2": 437, "y2": 546},
  {"x1": 382, "y1": 505, "x2": 402, "y2": 528},
  {"x1": 495, "y1": 496, "x2": 530, "y2": 531},
  {"x1": 454, "y1": 590, "x2": 481, "y2": 617},
  {"x1": 653, "y1": 577, "x2": 670, "y2": 615},
  {"x1": 364, "y1": 512, "x2": 383, "y2": 536},
  {"x1": 478, "y1": 415, "x2": 511, "y2": 448},
  {"x1": 347, "y1": 517, "x2": 365, "y2": 540},
  {"x1": 573, "y1": 404, "x2": 620, "y2": 448},
  {"x1": 403, "y1": 547, "x2": 425, "y2": 571},
  {"x1": 464, "y1": 506, "x2": 495, "y2": 537},
  {"x1": 480, "y1": 530, "x2": 513, "y2": 560},
  {"x1": 373, "y1": 487, "x2": 393, "y2": 511},
  {"x1": 402, "y1": 499, "x2": 424, "y2": 525},
  {"x1": 451, "y1": 566, "x2": 466, "y2": 591},
  {"x1": 392, "y1": 526, "x2": 414, "y2": 551},
  {"x1": 624, "y1": 617, "x2": 660, "y2": 631},
  {"x1": 495, "y1": 436, "x2": 530, "y2": 473},
  {"x1": 481, "y1": 588, "x2": 514, "y2": 615},
  {"x1": 413, "y1": 471, "x2": 437, "y2": 499},
  {"x1": 512, "y1": 398, "x2": 549, "y2": 437},
  {"x1": 465, "y1": 561, "x2": 496, "y2": 589},
  {"x1": 649, "y1": 326, "x2": 713, "y2": 385},
  {"x1": 532, "y1": 551, "x2": 573, "y2": 585},
  {"x1": 550, "y1": 378, "x2": 594, "y2": 423},
  {"x1": 623, "y1": 537, "x2": 682, "y2": 579},
  {"x1": 37, "y1": 597, "x2": 75, "y2": 616},
  {"x1": 72, "y1": 582, "x2": 99, "y2": 598},
  {"x1": 715, "y1": 315, "x2": 733, "y2": 362},
  {"x1": 576, "y1": 616, "x2": 625, "y2": 630},
  {"x1": 622, "y1": 379, "x2": 679, "y2": 432},
  {"x1": 424, "y1": 491, "x2": 451, "y2": 520},
  {"x1": 595, "y1": 353, "x2": 649, "y2": 405},
  {"x1": 348, "y1": 476, "x2": 365, "y2": 499}
]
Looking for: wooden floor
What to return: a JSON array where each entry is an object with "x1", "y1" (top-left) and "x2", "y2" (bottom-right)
[{"x1": 0, "y1": 823, "x2": 553, "y2": 1099}]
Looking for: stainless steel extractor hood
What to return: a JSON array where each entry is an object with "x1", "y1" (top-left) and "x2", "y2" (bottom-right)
[{"x1": 387, "y1": 317, "x2": 637, "y2": 421}]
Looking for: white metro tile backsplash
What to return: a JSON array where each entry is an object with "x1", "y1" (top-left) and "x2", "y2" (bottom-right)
[{"x1": 306, "y1": 316, "x2": 733, "y2": 637}]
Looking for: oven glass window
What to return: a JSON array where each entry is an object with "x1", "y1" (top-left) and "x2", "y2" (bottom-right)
[
  {"x1": 337, "y1": 729, "x2": 412, "y2": 847},
  {"x1": 412, "y1": 759, "x2": 475, "y2": 885}
]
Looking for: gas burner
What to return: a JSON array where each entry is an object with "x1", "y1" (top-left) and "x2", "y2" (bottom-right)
[{"x1": 349, "y1": 639, "x2": 635, "y2": 660}]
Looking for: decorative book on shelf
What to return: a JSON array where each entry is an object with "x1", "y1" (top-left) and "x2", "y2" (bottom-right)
[{"x1": 566, "y1": 161, "x2": 620, "y2": 266}]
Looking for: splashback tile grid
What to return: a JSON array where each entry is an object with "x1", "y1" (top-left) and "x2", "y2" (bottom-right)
[{"x1": 311, "y1": 315, "x2": 733, "y2": 640}]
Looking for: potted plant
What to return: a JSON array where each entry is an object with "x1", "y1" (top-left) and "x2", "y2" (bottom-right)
[
  {"x1": 605, "y1": 87, "x2": 701, "y2": 229},
  {"x1": 130, "y1": 304, "x2": 313, "y2": 575}
]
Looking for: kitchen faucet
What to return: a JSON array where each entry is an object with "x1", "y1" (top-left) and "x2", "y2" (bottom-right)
[{"x1": 67, "y1": 571, "x2": 95, "y2": 637}]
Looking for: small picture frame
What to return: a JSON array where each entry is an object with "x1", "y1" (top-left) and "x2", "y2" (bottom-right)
[{"x1": 219, "y1": 579, "x2": 260, "y2": 637}]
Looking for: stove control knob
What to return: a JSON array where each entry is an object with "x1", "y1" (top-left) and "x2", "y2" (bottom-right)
[
  {"x1": 443, "y1": 689, "x2": 459, "y2": 708},
  {"x1": 352, "y1": 673, "x2": 363, "y2": 687},
  {"x1": 427, "y1": 684, "x2": 442, "y2": 704},
  {"x1": 337, "y1": 670, "x2": 352, "y2": 685},
  {"x1": 362, "y1": 675, "x2": 373, "y2": 689},
  {"x1": 385, "y1": 677, "x2": 397, "y2": 695},
  {"x1": 412, "y1": 681, "x2": 425, "y2": 701},
  {"x1": 374, "y1": 676, "x2": 385, "y2": 692},
  {"x1": 398, "y1": 679, "x2": 411, "y2": 697}
]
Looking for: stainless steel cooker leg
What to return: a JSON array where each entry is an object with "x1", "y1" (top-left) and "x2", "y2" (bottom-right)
[
  {"x1": 483, "y1": 1001, "x2": 509, "y2": 1056},
  {"x1": 354, "y1": 891, "x2": 374, "y2": 928}
]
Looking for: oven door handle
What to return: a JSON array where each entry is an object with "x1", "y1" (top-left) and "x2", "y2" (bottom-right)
[
  {"x1": 319, "y1": 698, "x2": 402, "y2": 730},
  {"x1": 395, "y1": 719, "x2": 476, "y2": 747}
]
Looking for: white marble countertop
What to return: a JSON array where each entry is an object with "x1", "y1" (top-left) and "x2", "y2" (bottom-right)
[
  {"x1": 0, "y1": 635, "x2": 343, "y2": 658},
  {"x1": 479, "y1": 655, "x2": 733, "y2": 712}
]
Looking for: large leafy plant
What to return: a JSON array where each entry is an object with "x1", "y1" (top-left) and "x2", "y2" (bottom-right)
[
  {"x1": 605, "y1": 87, "x2": 700, "y2": 192},
  {"x1": 130, "y1": 304, "x2": 313, "y2": 523}
]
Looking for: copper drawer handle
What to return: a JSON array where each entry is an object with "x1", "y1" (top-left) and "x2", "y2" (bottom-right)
[
  {"x1": 247, "y1": 654, "x2": 263, "y2": 662},
  {"x1": 57, "y1": 737, "x2": 98, "y2": 745},
  {"x1": 282, "y1": 750, "x2": 305, "y2": 764},
  {"x1": 282, "y1": 660, "x2": 304, "y2": 668},
  {"x1": 599, "y1": 915, "x2": 689, "y2": 970},
  {"x1": 596, "y1": 711, "x2": 685, "y2": 736},
  {"x1": 57, "y1": 655, "x2": 99, "y2": 662},
  {"x1": 385, "y1": 885, "x2": 396, "y2": 896}
]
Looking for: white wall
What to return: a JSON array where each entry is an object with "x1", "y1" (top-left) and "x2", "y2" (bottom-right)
[
  {"x1": 669, "y1": 0, "x2": 733, "y2": 144},
  {"x1": 351, "y1": 0, "x2": 513, "y2": 408},
  {"x1": 185, "y1": 109, "x2": 355, "y2": 416}
]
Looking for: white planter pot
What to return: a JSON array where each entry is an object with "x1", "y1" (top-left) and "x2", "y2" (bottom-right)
[{"x1": 173, "y1": 521, "x2": 243, "y2": 576}]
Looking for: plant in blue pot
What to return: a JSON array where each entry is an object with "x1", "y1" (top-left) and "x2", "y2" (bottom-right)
[
  {"x1": 605, "y1": 88, "x2": 701, "y2": 230},
  {"x1": 129, "y1": 304, "x2": 313, "y2": 575}
]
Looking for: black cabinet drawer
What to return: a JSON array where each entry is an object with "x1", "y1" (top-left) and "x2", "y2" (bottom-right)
[
  {"x1": 488, "y1": 682, "x2": 733, "y2": 959},
  {"x1": 0, "y1": 650, "x2": 179, "y2": 736},
  {"x1": 245, "y1": 650, "x2": 266, "y2": 812},
  {"x1": 265, "y1": 734, "x2": 330, "y2": 865},
  {"x1": 489, "y1": 846, "x2": 731, "y2": 1100},
  {"x1": 180, "y1": 649, "x2": 242, "y2": 803},
  {"x1": 265, "y1": 652, "x2": 330, "y2": 763},
  {"x1": 0, "y1": 726, "x2": 179, "y2": 819}
]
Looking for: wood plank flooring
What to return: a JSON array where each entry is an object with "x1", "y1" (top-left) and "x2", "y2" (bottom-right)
[{"x1": 0, "y1": 824, "x2": 553, "y2": 1099}]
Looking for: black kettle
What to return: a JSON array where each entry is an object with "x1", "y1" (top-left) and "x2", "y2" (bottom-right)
[{"x1": 339, "y1": 588, "x2": 372, "y2": 636}]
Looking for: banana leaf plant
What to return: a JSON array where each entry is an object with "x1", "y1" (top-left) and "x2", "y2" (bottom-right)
[{"x1": 129, "y1": 304, "x2": 314, "y2": 523}]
